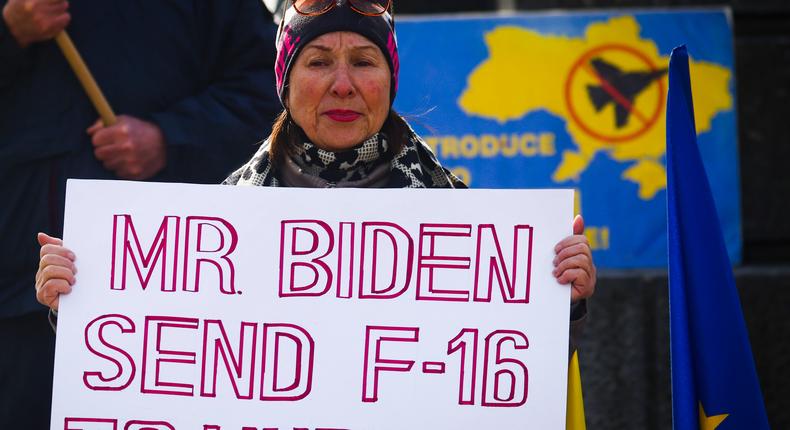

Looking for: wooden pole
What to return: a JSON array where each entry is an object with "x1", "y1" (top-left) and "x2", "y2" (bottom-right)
[{"x1": 54, "y1": 31, "x2": 117, "y2": 126}]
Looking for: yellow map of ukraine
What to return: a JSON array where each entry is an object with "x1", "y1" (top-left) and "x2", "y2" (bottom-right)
[{"x1": 459, "y1": 16, "x2": 732, "y2": 200}]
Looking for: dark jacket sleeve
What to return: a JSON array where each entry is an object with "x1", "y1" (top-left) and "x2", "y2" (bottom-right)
[
  {"x1": 0, "y1": 1, "x2": 32, "y2": 89},
  {"x1": 149, "y1": 0, "x2": 281, "y2": 183},
  {"x1": 569, "y1": 299, "x2": 588, "y2": 358}
]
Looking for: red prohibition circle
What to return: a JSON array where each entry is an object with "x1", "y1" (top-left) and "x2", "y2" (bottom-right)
[{"x1": 564, "y1": 44, "x2": 666, "y2": 144}]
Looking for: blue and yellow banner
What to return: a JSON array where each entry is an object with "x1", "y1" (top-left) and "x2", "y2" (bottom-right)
[{"x1": 394, "y1": 9, "x2": 739, "y2": 268}]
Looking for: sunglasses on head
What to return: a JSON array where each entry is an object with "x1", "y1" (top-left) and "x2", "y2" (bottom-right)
[
  {"x1": 277, "y1": 0, "x2": 394, "y2": 42},
  {"x1": 289, "y1": 0, "x2": 391, "y2": 16}
]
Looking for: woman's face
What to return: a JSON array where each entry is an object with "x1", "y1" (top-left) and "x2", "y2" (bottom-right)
[{"x1": 287, "y1": 31, "x2": 391, "y2": 152}]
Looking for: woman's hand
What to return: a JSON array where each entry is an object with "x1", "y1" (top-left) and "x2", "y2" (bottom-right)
[
  {"x1": 553, "y1": 215, "x2": 596, "y2": 303},
  {"x1": 34, "y1": 233, "x2": 76, "y2": 311}
]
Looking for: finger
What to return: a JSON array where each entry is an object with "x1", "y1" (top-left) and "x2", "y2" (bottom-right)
[
  {"x1": 90, "y1": 127, "x2": 117, "y2": 148},
  {"x1": 37, "y1": 278, "x2": 72, "y2": 300},
  {"x1": 556, "y1": 267, "x2": 589, "y2": 286},
  {"x1": 572, "y1": 279, "x2": 595, "y2": 302},
  {"x1": 99, "y1": 153, "x2": 128, "y2": 173},
  {"x1": 91, "y1": 123, "x2": 129, "y2": 148},
  {"x1": 46, "y1": 12, "x2": 70, "y2": 31},
  {"x1": 41, "y1": 1, "x2": 68, "y2": 15},
  {"x1": 573, "y1": 215, "x2": 585, "y2": 235},
  {"x1": 40, "y1": 264, "x2": 76, "y2": 285},
  {"x1": 553, "y1": 254, "x2": 590, "y2": 277},
  {"x1": 37, "y1": 278, "x2": 73, "y2": 311},
  {"x1": 86, "y1": 118, "x2": 104, "y2": 135},
  {"x1": 93, "y1": 140, "x2": 126, "y2": 162},
  {"x1": 554, "y1": 234, "x2": 589, "y2": 254},
  {"x1": 571, "y1": 286, "x2": 592, "y2": 303},
  {"x1": 553, "y1": 242, "x2": 592, "y2": 266},
  {"x1": 37, "y1": 232, "x2": 63, "y2": 247},
  {"x1": 39, "y1": 242, "x2": 75, "y2": 261},
  {"x1": 39, "y1": 253, "x2": 77, "y2": 274}
]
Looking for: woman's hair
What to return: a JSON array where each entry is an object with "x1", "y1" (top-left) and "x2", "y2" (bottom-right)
[{"x1": 267, "y1": 109, "x2": 410, "y2": 174}]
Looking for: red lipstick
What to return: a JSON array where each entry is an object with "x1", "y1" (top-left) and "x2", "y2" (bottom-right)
[{"x1": 325, "y1": 109, "x2": 361, "y2": 122}]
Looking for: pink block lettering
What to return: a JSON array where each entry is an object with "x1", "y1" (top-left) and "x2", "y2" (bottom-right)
[
  {"x1": 83, "y1": 314, "x2": 136, "y2": 391},
  {"x1": 362, "y1": 326, "x2": 418, "y2": 402},
  {"x1": 279, "y1": 220, "x2": 334, "y2": 297},
  {"x1": 336, "y1": 222, "x2": 355, "y2": 299},
  {"x1": 65, "y1": 417, "x2": 117, "y2": 430},
  {"x1": 183, "y1": 217, "x2": 238, "y2": 294},
  {"x1": 481, "y1": 330, "x2": 529, "y2": 407},
  {"x1": 260, "y1": 324, "x2": 314, "y2": 401},
  {"x1": 142, "y1": 316, "x2": 199, "y2": 396},
  {"x1": 474, "y1": 225, "x2": 533, "y2": 304},
  {"x1": 416, "y1": 224, "x2": 472, "y2": 302},
  {"x1": 201, "y1": 320, "x2": 258, "y2": 399},
  {"x1": 111, "y1": 215, "x2": 179, "y2": 292},
  {"x1": 359, "y1": 223, "x2": 413, "y2": 299},
  {"x1": 447, "y1": 328, "x2": 479, "y2": 405},
  {"x1": 124, "y1": 421, "x2": 174, "y2": 430}
]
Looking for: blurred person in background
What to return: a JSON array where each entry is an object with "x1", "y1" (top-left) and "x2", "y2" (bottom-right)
[{"x1": 0, "y1": 0, "x2": 280, "y2": 427}]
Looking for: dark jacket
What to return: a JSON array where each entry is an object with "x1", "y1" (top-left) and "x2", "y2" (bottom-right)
[{"x1": 0, "y1": 0, "x2": 281, "y2": 317}]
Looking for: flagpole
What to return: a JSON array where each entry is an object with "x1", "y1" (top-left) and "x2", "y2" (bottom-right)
[{"x1": 54, "y1": 31, "x2": 117, "y2": 126}]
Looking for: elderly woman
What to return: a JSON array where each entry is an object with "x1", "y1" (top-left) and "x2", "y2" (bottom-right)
[{"x1": 35, "y1": 0, "x2": 595, "y2": 323}]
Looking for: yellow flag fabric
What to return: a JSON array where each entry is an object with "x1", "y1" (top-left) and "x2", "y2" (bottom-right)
[{"x1": 566, "y1": 350, "x2": 586, "y2": 430}]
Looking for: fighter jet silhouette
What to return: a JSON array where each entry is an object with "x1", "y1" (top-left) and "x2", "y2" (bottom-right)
[{"x1": 586, "y1": 57, "x2": 668, "y2": 129}]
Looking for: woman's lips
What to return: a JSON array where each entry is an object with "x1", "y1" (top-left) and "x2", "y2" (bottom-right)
[{"x1": 324, "y1": 110, "x2": 361, "y2": 122}]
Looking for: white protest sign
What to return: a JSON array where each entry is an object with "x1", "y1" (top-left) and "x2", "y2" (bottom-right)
[{"x1": 51, "y1": 179, "x2": 572, "y2": 430}]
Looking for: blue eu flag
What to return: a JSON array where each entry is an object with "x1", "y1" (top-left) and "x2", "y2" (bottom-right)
[{"x1": 667, "y1": 46, "x2": 770, "y2": 430}]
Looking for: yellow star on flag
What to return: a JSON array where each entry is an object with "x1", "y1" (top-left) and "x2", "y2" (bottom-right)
[{"x1": 699, "y1": 402, "x2": 729, "y2": 430}]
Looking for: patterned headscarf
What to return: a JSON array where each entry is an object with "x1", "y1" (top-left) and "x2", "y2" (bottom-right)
[
  {"x1": 223, "y1": 126, "x2": 465, "y2": 189},
  {"x1": 275, "y1": 1, "x2": 400, "y2": 106}
]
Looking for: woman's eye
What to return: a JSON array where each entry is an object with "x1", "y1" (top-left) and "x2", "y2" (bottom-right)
[
  {"x1": 355, "y1": 60, "x2": 373, "y2": 67},
  {"x1": 308, "y1": 59, "x2": 329, "y2": 67}
]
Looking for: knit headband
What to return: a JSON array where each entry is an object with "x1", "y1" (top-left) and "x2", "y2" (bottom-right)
[{"x1": 275, "y1": 1, "x2": 400, "y2": 107}]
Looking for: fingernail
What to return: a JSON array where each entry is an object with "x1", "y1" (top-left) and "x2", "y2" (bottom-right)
[
  {"x1": 68, "y1": 251, "x2": 76, "y2": 260},
  {"x1": 73, "y1": 265, "x2": 78, "y2": 274}
]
